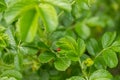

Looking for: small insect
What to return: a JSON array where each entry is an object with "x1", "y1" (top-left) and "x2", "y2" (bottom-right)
[
  {"x1": 57, "y1": 48, "x2": 61, "y2": 52},
  {"x1": 54, "y1": 48, "x2": 61, "y2": 52}
]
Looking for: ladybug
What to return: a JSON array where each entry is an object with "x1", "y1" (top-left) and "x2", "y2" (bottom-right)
[
  {"x1": 57, "y1": 48, "x2": 61, "y2": 52},
  {"x1": 54, "y1": 48, "x2": 61, "y2": 52}
]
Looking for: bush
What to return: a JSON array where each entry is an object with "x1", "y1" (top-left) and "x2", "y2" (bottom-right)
[{"x1": 0, "y1": 0, "x2": 120, "y2": 80}]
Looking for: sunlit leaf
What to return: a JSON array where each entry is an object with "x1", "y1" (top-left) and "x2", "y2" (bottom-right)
[
  {"x1": 17, "y1": 9, "x2": 39, "y2": 42},
  {"x1": 77, "y1": 38, "x2": 86, "y2": 56},
  {"x1": 75, "y1": 22, "x2": 91, "y2": 39},
  {"x1": 56, "y1": 36, "x2": 77, "y2": 51},
  {"x1": 4, "y1": 1, "x2": 37, "y2": 24},
  {"x1": 1, "y1": 70, "x2": 22, "y2": 80},
  {"x1": 102, "y1": 49, "x2": 118, "y2": 68},
  {"x1": 0, "y1": 0, "x2": 7, "y2": 12},
  {"x1": 42, "y1": 0, "x2": 71, "y2": 12},
  {"x1": 89, "y1": 69, "x2": 112, "y2": 80},
  {"x1": 102, "y1": 32, "x2": 116, "y2": 48},
  {"x1": 39, "y1": 3, "x2": 58, "y2": 32}
]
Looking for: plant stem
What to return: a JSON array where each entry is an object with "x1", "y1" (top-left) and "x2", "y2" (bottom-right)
[
  {"x1": 78, "y1": 59, "x2": 88, "y2": 80},
  {"x1": 95, "y1": 46, "x2": 113, "y2": 59}
]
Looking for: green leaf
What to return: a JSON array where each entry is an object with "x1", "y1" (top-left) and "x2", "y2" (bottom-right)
[
  {"x1": 114, "y1": 75, "x2": 120, "y2": 80},
  {"x1": 92, "y1": 78, "x2": 111, "y2": 80},
  {"x1": 9, "y1": 77, "x2": 17, "y2": 80},
  {"x1": 0, "y1": 77, "x2": 9, "y2": 80},
  {"x1": 88, "y1": 0, "x2": 96, "y2": 7},
  {"x1": 17, "y1": 8, "x2": 39, "y2": 42},
  {"x1": 102, "y1": 32, "x2": 116, "y2": 48},
  {"x1": 37, "y1": 40, "x2": 49, "y2": 49},
  {"x1": 74, "y1": 0, "x2": 89, "y2": 10},
  {"x1": 0, "y1": 51, "x2": 2, "y2": 59},
  {"x1": 0, "y1": 33, "x2": 8, "y2": 48},
  {"x1": 14, "y1": 53, "x2": 23, "y2": 71},
  {"x1": 111, "y1": 41, "x2": 120, "y2": 53},
  {"x1": 87, "y1": 38, "x2": 100, "y2": 56},
  {"x1": 66, "y1": 76, "x2": 85, "y2": 80},
  {"x1": 66, "y1": 51, "x2": 79, "y2": 61},
  {"x1": 38, "y1": 3, "x2": 58, "y2": 32},
  {"x1": 89, "y1": 69, "x2": 112, "y2": 80},
  {"x1": 0, "y1": 25, "x2": 6, "y2": 32},
  {"x1": 1, "y1": 70, "x2": 22, "y2": 80},
  {"x1": 94, "y1": 56, "x2": 107, "y2": 69},
  {"x1": 75, "y1": 22, "x2": 90, "y2": 39},
  {"x1": 72, "y1": 3, "x2": 81, "y2": 19},
  {"x1": 86, "y1": 17, "x2": 100, "y2": 27},
  {"x1": 42, "y1": 0, "x2": 71, "y2": 12},
  {"x1": 6, "y1": 28, "x2": 16, "y2": 47},
  {"x1": 3, "y1": 53, "x2": 14, "y2": 64},
  {"x1": 39, "y1": 52, "x2": 55, "y2": 63},
  {"x1": 0, "y1": 77, "x2": 17, "y2": 80},
  {"x1": 102, "y1": 49, "x2": 118, "y2": 68},
  {"x1": 77, "y1": 38, "x2": 86, "y2": 56},
  {"x1": 4, "y1": 1, "x2": 37, "y2": 24},
  {"x1": 54, "y1": 57, "x2": 71, "y2": 71},
  {"x1": 19, "y1": 46, "x2": 38, "y2": 55},
  {"x1": 57, "y1": 36, "x2": 77, "y2": 51},
  {"x1": 112, "y1": 46, "x2": 120, "y2": 53},
  {"x1": 0, "y1": 0, "x2": 6, "y2": 6},
  {"x1": 0, "y1": 0, "x2": 7, "y2": 12}
]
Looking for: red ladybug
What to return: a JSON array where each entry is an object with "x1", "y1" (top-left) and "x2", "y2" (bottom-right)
[{"x1": 57, "y1": 48, "x2": 61, "y2": 52}]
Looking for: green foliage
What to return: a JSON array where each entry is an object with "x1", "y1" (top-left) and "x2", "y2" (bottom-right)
[
  {"x1": 102, "y1": 49, "x2": 118, "y2": 68},
  {"x1": 14, "y1": 53, "x2": 23, "y2": 71},
  {"x1": 39, "y1": 52, "x2": 55, "y2": 63},
  {"x1": 17, "y1": 8, "x2": 39, "y2": 42},
  {"x1": 3, "y1": 53, "x2": 15, "y2": 64},
  {"x1": 0, "y1": 0, "x2": 120, "y2": 80},
  {"x1": 0, "y1": 70, "x2": 22, "y2": 80},
  {"x1": 42, "y1": 0, "x2": 72, "y2": 12},
  {"x1": 38, "y1": 3, "x2": 58, "y2": 32},
  {"x1": 56, "y1": 36, "x2": 86, "y2": 62},
  {"x1": 102, "y1": 32, "x2": 116, "y2": 48},
  {"x1": 54, "y1": 57, "x2": 71, "y2": 71},
  {"x1": 89, "y1": 69, "x2": 113, "y2": 80},
  {"x1": 4, "y1": 1, "x2": 37, "y2": 24},
  {"x1": 0, "y1": 77, "x2": 17, "y2": 80},
  {"x1": 86, "y1": 38, "x2": 100, "y2": 56},
  {"x1": 56, "y1": 36, "x2": 77, "y2": 51},
  {"x1": 0, "y1": 0, "x2": 7, "y2": 12},
  {"x1": 77, "y1": 38, "x2": 86, "y2": 57},
  {"x1": 66, "y1": 76, "x2": 85, "y2": 80},
  {"x1": 75, "y1": 22, "x2": 91, "y2": 39}
]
